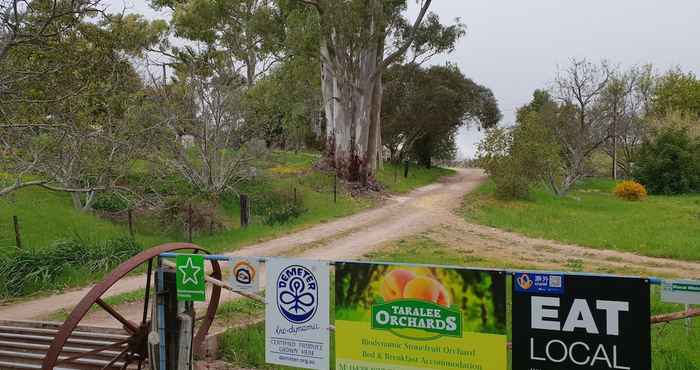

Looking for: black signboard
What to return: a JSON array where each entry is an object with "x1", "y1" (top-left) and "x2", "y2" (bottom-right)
[{"x1": 512, "y1": 273, "x2": 650, "y2": 370}]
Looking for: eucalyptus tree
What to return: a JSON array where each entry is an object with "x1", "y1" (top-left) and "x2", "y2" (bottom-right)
[
  {"x1": 152, "y1": 0, "x2": 284, "y2": 87},
  {"x1": 382, "y1": 63, "x2": 500, "y2": 165},
  {"x1": 300, "y1": 0, "x2": 464, "y2": 184}
]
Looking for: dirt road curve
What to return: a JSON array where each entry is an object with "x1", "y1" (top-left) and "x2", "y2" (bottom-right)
[{"x1": 2, "y1": 169, "x2": 700, "y2": 322}]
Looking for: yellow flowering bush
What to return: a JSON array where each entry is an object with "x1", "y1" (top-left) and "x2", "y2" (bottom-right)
[{"x1": 614, "y1": 180, "x2": 648, "y2": 201}]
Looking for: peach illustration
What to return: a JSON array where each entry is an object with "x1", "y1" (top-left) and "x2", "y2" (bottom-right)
[
  {"x1": 436, "y1": 283, "x2": 451, "y2": 306},
  {"x1": 403, "y1": 276, "x2": 441, "y2": 302},
  {"x1": 380, "y1": 269, "x2": 416, "y2": 301}
]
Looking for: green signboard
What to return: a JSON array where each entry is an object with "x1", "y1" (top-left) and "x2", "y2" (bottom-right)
[
  {"x1": 662, "y1": 280, "x2": 700, "y2": 305},
  {"x1": 176, "y1": 254, "x2": 206, "y2": 301}
]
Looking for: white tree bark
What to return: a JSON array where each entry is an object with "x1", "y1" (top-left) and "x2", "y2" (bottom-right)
[{"x1": 314, "y1": 0, "x2": 432, "y2": 183}]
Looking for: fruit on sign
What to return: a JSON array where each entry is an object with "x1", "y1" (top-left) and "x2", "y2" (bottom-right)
[
  {"x1": 437, "y1": 283, "x2": 451, "y2": 306},
  {"x1": 380, "y1": 269, "x2": 416, "y2": 301},
  {"x1": 403, "y1": 276, "x2": 441, "y2": 303},
  {"x1": 380, "y1": 269, "x2": 452, "y2": 307}
]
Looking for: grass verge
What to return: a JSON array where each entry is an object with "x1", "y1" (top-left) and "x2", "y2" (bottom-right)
[{"x1": 462, "y1": 178, "x2": 700, "y2": 261}]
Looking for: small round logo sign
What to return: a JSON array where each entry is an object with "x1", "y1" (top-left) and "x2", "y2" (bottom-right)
[{"x1": 276, "y1": 265, "x2": 318, "y2": 324}]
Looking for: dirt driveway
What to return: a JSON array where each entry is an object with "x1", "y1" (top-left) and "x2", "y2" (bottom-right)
[{"x1": 2, "y1": 168, "x2": 700, "y2": 323}]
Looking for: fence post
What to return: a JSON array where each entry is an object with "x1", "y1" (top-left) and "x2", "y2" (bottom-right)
[
  {"x1": 333, "y1": 173, "x2": 337, "y2": 203},
  {"x1": 404, "y1": 160, "x2": 409, "y2": 178},
  {"x1": 294, "y1": 187, "x2": 297, "y2": 204},
  {"x1": 12, "y1": 215, "x2": 21, "y2": 249},
  {"x1": 127, "y1": 209, "x2": 134, "y2": 238},
  {"x1": 240, "y1": 194, "x2": 250, "y2": 228},
  {"x1": 187, "y1": 203, "x2": 193, "y2": 243}
]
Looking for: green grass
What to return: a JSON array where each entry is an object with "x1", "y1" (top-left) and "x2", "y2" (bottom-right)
[
  {"x1": 0, "y1": 188, "x2": 167, "y2": 253},
  {"x1": 0, "y1": 152, "x2": 454, "y2": 299},
  {"x1": 44, "y1": 288, "x2": 147, "y2": 322},
  {"x1": 376, "y1": 163, "x2": 454, "y2": 193},
  {"x1": 462, "y1": 179, "x2": 700, "y2": 261}
]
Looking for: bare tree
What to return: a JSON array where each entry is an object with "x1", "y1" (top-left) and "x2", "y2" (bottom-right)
[
  {"x1": 550, "y1": 59, "x2": 611, "y2": 195},
  {"x1": 601, "y1": 65, "x2": 656, "y2": 178},
  {"x1": 154, "y1": 61, "x2": 253, "y2": 196}
]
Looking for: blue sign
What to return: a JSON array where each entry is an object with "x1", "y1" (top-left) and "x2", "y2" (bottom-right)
[
  {"x1": 276, "y1": 265, "x2": 319, "y2": 324},
  {"x1": 514, "y1": 272, "x2": 564, "y2": 294}
]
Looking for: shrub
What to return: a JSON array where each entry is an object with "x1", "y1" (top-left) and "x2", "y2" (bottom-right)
[
  {"x1": 159, "y1": 199, "x2": 225, "y2": 236},
  {"x1": 92, "y1": 192, "x2": 130, "y2": 212},
  {"x1": 633, "y1": 128, "x2": 700, "y2": 194},
  {"x1": 614, "y1": 181, "x2": 648, "y2": 201},
  {"x1": 0, "y1": 236, "x2": 142, "y2": 299},
  {"x1": 250, "y1": 190, "x2": 307, "y2": 225}
]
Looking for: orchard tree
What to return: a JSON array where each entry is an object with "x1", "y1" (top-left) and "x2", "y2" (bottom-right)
[
  {"x1": 301, "y1": 0, "x2": 465, "y2": 183},
  {"x1": 549, "y1": 59, "x2": 611, "y2": 195},
  {"x1": 147, "y1": 55, "x2": 257, "y2": 197},
  {"x1": 600, "y1": 65, "x2": 656, "y2": 178},
  {"x1": 0, "y1": 14, "x2": 168, "y2": 209}
]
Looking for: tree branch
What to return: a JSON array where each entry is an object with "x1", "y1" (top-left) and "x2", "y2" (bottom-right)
[{"x1": 375, "y1": 0, "x2": 433, "y2": 78}]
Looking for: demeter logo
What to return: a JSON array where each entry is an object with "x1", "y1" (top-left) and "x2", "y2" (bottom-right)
[{"x1": 372, "y1": 299, "x2": 462, "y2": 340}]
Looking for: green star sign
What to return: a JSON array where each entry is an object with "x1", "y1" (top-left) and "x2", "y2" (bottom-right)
[{"x1": 176, "y1": 254, "x2": 206, "y2": 301}]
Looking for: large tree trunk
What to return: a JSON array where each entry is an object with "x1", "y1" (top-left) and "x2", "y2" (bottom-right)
[{"x1": 320, "y1": 8, "x2": 382, "y2": 184}]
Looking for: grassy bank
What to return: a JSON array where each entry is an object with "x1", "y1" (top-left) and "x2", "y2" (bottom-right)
[
  {"x1": 0, "y1": 152, "x2": 453, "y2": 299},
  {"x1": 217, "y1": 236, "x2": 699, "y2": 370},
  {"x1": 462, "y1": 179, "x2": 700, "y2": 261}
]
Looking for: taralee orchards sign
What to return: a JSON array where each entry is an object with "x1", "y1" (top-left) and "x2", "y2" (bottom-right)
[
  {"x1": 335, "y1": 262, "x2": 507, "y2": 370},
  {"x1": 512, "y1": 273, "x2": 650, "y2": 370}
]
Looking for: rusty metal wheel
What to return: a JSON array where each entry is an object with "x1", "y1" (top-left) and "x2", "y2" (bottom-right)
[{"x1": 41, "y1": 243, "x2": 222, "y2": 370}]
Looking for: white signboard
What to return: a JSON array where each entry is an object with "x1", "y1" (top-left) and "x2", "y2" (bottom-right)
[
  {"x1": 265, "y1": 258, "x2": 330, "y2": 370},
  {"x1": 228, "y1": 257, "x2": 261, "y2": 293},
  {"x1": 662, "y1": 280, "x2": 700, "y2": 305}
]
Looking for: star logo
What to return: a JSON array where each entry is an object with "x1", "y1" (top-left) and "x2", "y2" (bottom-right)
[{"x1": 178, "y1": 257, "x2": 202, "y2": 285}]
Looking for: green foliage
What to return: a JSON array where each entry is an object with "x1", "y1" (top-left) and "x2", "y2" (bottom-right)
[
  {"x1": 243, "y1": 56, "x2": 321, "y2": 149},
  {"x1": 92, "y1": 192, "x2": 130, "y2": 213},
  {"x1": 382, "y1": 63, "x2": 501, "y2": 164},
  {"x1": 653, "y1": 69, "x2": 700, "y2": 117},
  {"x1": 464, "y1": 179, "x2": 700, "y2": 261},
  {"x1": 219, "y1": 322, "x2": 297, "y2": 369},
  {"x1": 478, "y1": 100, "x2": 561, "y2": 199},
  {"x1": 0, "y1": 236, "x2": 142, "y2": 299},
  {"x1": 634, "y1": 128, "x2": 700, "y2": 194}
]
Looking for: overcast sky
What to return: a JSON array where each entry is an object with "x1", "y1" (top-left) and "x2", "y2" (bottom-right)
[{"x1": 109, "y1": 0, "x2": 700, "y2": 158}]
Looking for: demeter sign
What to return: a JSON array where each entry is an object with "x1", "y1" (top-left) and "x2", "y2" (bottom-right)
[
  {"x1": 335, "y1": 262, "x2": 507, "y2": 370},
  {"x1": 176, "y1": 254, "x2": 206, "y2": 302}
]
